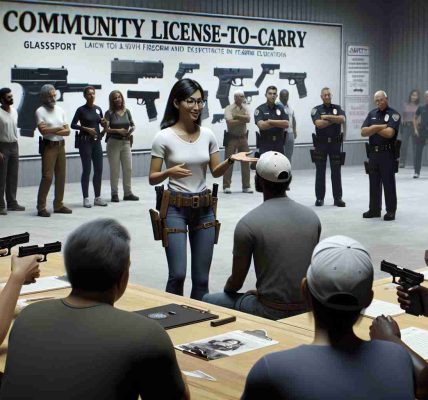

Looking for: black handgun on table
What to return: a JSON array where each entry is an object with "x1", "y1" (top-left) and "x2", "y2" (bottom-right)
[
  {"x1": 127, "y1": 91, "x2": 160, "y2": 121},
  {"x1": 255, "y1": 64, "x2": 280, "y2": 88},
  {"x1": 214, "y1": 68, "x2": 253, "y2": 108},
  {"x1": 0, "y1": 233, "x2": 30, "y2": 257},
  {"x1": 18, "y1": 241, "x2": 62, "y2": 262},
  {"x1": 111, "y1": 58, "x2": 163, "y2": 83},
  {"x1": 11, "y1": 66, "x2": 101, "y2": 137},
  {"x1": 381, "y1": 260, "x2": 425, "y2": 316},
  {"x1": 175, "y1": 63, "x2": 200, "y2": 80},
  {"x1": 279, "y1": 72, "x2": 307, "y2": 98}
]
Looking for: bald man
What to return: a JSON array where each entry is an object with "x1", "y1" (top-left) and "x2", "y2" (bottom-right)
[{"x1": 361, "y1": 91, "x2": 401, "y2": 221}]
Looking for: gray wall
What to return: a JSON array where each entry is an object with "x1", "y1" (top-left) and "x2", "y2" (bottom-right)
[{"x1": 16, "y1": 0, "x2": 426, "y2": 186}]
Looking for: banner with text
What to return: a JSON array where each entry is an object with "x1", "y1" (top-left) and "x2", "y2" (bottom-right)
[{"x1": 0, "y1": 1, "x2": 342, "y2": 155}]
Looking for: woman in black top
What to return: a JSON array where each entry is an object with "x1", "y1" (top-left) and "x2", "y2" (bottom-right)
[
  {"x1": 71, "y1": 86, "x2": 107, "y2": 208},
  {"x1": 105, "y1": 90, "x2": 139, "y2": 202}
]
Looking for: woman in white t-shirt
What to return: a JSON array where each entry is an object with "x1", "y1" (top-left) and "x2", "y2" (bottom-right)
[{"x1": 150, "y1": 79, "x2": 255, "y2": 300}]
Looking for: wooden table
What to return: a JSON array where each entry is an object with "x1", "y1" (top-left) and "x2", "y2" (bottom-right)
[{"x1": 0, "y1": 253, "x2": 314, "y2": 400}]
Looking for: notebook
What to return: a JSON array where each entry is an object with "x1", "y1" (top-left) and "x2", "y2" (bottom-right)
[{"x1": 135, "y1": 303, "x2": 218, "y2": 330}]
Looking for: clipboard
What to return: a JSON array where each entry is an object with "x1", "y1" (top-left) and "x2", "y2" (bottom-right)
[{"x1": 135, "y1": 303, "x2": 218, "y2": 330}]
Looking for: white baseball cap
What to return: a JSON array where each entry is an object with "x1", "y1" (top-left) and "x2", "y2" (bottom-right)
[
  {"x1": 306, "y1": 235, "x2": 373, "y2": 311},
  {"x1": 256, "y1": 151, "x2": 291, "y2": 183}
]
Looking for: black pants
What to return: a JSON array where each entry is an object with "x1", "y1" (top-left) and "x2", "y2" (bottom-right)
[
  {"x1": 315, "y1": 142, "x2": 342, "y2": 201},
  {"x1": 0, "y1": 142, "x2": 19, "y2": 210},
  {"x1": 79, "y1": 139, "x2": 103, "y2": 198},
  {"x1": 368, "y1": 151, "x2": 397, "y2": 213},
  {"x1": 414, "y1": 136, "x2": 427, "y2": 174}
]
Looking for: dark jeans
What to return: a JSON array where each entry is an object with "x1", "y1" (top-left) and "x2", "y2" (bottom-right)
[
  {"x1": 0, "y1": 142, "x2": 19, "y2": 210},
  {"x1": 315, "y1": 142, "x2": 342, "y2": 200},
  {"x1": 79, "y1": 139, "x2": 103, "y2": 198},
  {"x1": 164, "y1": 199, "x2": 216, "y2": 300},
  {"x1": 414, "y1": 136, "x2": 427, "y2": 175},
  {"x1": 400, "y1": 122, "x2": 414, "y2": 166}
]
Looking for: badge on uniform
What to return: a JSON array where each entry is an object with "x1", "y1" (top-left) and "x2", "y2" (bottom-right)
[
  {"x1": 311, "y1": 108, "x2": 317, "y2": 116},
  {"x1": 384, "y1": 114, "x2": 390, "y2": 122},
  {"x1": 333, "y1": 109, "x2": 337, "y2": 115},
  {"x1": 255, "y1": 109, "x2": 259, "y2": 116},
  {"x1": 276, "y1": 109, "x2": 281, "y2": 116},
  {"x1": 392, "y1": 113, "x2": 400, "y2": 122}
]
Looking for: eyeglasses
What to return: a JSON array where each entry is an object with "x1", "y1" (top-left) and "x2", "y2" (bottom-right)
[{"x1": 184, "y1": 98, "x2": 206, "y2": 108}]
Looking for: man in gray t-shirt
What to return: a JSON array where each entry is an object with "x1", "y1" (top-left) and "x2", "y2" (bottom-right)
[
  {"x1": 203, "y1": 152, "x2": 321, "y2": 320},
  {"x1": 0, "y1": 219, "x2": 188, "y2": 400}
]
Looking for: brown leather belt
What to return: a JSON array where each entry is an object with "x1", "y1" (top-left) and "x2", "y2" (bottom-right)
[
  {"x1": 43, "y1": 140, "x2": 64, "y2": 147},
  {"x1": 169, "y1": 192, "x2": 212, "y2": 208}
]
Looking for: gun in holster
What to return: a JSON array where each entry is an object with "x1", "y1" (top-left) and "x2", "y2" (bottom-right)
[
  {"x1": 394, "y1": 140, "x2": 401, "y2": 173},
  {"x1": 74, "y1": 131, "x2": 81, "y2": 149},
  {"x1": 312, "y1": 133, "x2": 318, "y2": 147},
  {"x1": 38, "y1": 137, "x2": 45, "y2": 155},
  {"x1": 339, "y1": 133, "x2": 346, "y2": 166},
  {"x1": 381, "y1": 260, "x2": 425, "y2": 316},
  {"x1": 256, "y1": 132, "x2": 261, "y2": 148},
  {"x1": 18, "y1": 241, "x2": 62, "y2": 262},
  {"x1": 365, "y1": 142, "x2": 370, "y2": 159}
]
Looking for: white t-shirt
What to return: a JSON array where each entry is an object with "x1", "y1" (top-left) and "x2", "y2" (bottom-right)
[
  {"x1": 35, "y1": 105, "x2": 67, "y2": 142},
  {"x1": 151, "y1": 126, "x2": 219, "y2": 193},
  {"x1": 0, "y1": 106, "x2": 18, "y2": 143}
]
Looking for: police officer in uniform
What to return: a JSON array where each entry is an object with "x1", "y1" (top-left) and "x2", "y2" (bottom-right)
[
  {"x1": 361, "y1": 90, "x2": 400, "y2": 221},
  {"x1": 311, "y1": 87, "x2": 346, "y2": 207},
  {"x1": 254, "y1": 86, "x2": 289, "y2": 155}
]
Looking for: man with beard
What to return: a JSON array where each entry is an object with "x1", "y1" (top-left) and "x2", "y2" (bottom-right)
[
  {"x1": 0, "y1": 88, "x2": 25, "y2": 215},
  {"x1": 35, "y1": 84, "x2": 72, "y2": 217}
]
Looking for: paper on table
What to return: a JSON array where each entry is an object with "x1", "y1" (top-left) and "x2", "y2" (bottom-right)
[
  {"x1": 401, "y1": 327, "x2": 428, "y2": 360},
  {"x1": 361, "y1": 299, "x2": 405, "y2": 319},
  {"x1": 0, "y1": 276, "x2": 71, "y2": 295}
]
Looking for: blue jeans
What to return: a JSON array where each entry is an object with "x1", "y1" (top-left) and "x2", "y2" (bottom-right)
[
  {"x1": 203, "y1": 292, "x2": 300, "y2": 320},
  {"x1": 165, "y1": 200, "x2": 216, "y2": 300}
]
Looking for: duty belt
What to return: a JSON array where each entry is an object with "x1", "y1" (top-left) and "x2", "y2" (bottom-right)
[
  {"x1": 316, "y1": 135, "x2": 341, "y2": 144},
  {"x1": 169, "y1": 192, "x2": 212, "y2": 208},
  {"x1": 368, "y1": 143, "x2": 394, "y2": 153}
]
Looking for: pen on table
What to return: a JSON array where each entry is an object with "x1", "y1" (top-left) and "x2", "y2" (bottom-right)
[{"x1": 210, "y1": 316, "x2": 236, "y2": 327}]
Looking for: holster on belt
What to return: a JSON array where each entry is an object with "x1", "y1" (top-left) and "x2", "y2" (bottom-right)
[
  {"x1": 38, "y1": 137, "x2": 45, "y2": 155},
  {"x1": 365, "y1": 142, "x2": 370, "y2": 158},
  {"x1": 310, "y1": 148, "x2": 327, "y2": 163},
  {"x1": 364, "y1": 161, "x2": 379, "y2": 174},
  {"x1": 74, "y1": 131, "x2": 81, "y2": 149},
  {"x1": 395, "y1": 140, "x2": 401, "y2": 159},
  {"x1": 149, "y1": 209, "x2": 162, "y2": 241},
  {"x1": 256, "y1": 132, "x2": 260, "y2": 148},
  {"x1": 312, "y1": 133, "x2": 317, "y2": 147}
]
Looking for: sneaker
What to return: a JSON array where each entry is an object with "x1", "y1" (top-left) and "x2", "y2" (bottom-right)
[
  {"x1": 384, "y1": 211, "x2": 396, "y2": 221},
  {"x1": 0, "y1": 209, "x2": 7, "y2": 216},
  {"x1": 315, "y1": 199, "x2": 324, "y2": 206},
  {"x1": 414, "y1": 173, "x2": 420, "y2": 179},
  {"x1": 362, "y1": 210, "x2": 381, "y2": 218},
  {"x1": 37, "y1": 209, "x2": 50, "y2": 217},
  {"x1": 111, "y1": 194, "x2": 119, "y2": 202},
  {"x1": 242, "y1": 188, "x2": 254, "y2": 194},
  {"x1": 334, "y1": 199, "x2": 346, "y2": 207},
  {"x1": 83, "y1": 198, "x2": 92, "y2": 208},
  {"x1": 94, "y1": 197, "x2": 108, "y2": 207},
  {"x1": 54, "y1": 206, "x2": 72, "y2": 214},
  {"x1": 7, "y1": 204, "x2": 25, "y2": 211},
  {"x1": 123, "y1": 194, "x2": 139, "y2": 201},
  {"x1": 223, "y1": 188, "x2": 232, "y2": 194}
]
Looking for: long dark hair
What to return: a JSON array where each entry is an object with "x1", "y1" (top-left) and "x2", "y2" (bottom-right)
[
  {"x1": 161, "y1": 79, "x2": 204, "y2": 129},
  {"x1": 408, "y1": 89, "x2": 420, "y2": 105}
]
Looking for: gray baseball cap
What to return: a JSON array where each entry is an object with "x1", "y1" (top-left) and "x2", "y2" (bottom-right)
[
  {"x1": 307, "y1": 235, "x2": 373, "y2": 311},
  {"x1": 256, "y1": 151, "x2": 291, "y2": 183}
]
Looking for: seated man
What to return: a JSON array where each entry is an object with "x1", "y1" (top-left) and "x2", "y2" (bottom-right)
[
  {"x1": 242, "y1": 236, "x2": 422, "y2": 400},
  {"x1": 0, "y1": 219, "x2": 189, "y2": 400},
  {"x1": 203, "y1": 151, "x2": 321, "y2": 320}
]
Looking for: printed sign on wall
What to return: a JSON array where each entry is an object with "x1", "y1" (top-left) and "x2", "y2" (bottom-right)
[{"x1": 0, "y1": 1, "x2": 343, "y2": 155}]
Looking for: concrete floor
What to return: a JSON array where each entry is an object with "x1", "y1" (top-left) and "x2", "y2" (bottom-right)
[{"x1": 1, "y1": 164, "x2": 427, "y2": 296}]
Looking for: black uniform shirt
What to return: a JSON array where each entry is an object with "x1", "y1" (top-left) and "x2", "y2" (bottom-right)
[
  {"x1": 71, "y1": 104, "x2": 104, "y2": 140},
  {"x1": 361, "y1": 106, "x2": 400, "y2": 145},
  {"x1": 415, "y1": 105, "x2": 428, "y2": 136},
  {"x1": 254, "y1": 102, "x2": 289, "y2": 140},
  {"x1": 311, "y1": 103, "x2": 346, "y2": 137}
]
